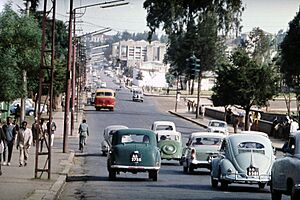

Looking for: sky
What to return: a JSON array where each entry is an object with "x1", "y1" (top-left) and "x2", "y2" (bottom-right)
[{"x1": 0, "y1": 0, "x2": 300, "y2": 35}]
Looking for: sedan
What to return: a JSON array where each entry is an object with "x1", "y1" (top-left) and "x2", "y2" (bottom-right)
[{"x1": 211, "y1": 132, "x2": 275, "y2": 190}]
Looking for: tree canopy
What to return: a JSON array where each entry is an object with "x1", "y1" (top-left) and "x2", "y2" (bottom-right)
[{"x1": 212, "y1": 48, "x2": 279, "y2": 129}]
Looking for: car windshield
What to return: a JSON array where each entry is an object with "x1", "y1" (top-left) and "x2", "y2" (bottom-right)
[
  {"x1": 156, "y1": 125, "x2": 173, "y2": 131},
  {"x1": 192, "y1": 137, "x2": 222, "y2": 146},
  {"x1": 96, "y1": 92, "x2": 113, "y2": 96},
  {"x1": 121, "y1": 134, "x2": 150, "y2": 144}
]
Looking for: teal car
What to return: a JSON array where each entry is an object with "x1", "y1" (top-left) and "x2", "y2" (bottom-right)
[
  {"x1": 157, "y1": 130, "x2": 183, "y2": 163},
  {"x1": 107, "y1": 129, "x2": 161, "y2": 181}
]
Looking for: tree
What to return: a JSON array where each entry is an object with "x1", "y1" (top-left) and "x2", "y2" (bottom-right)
[
  {"x1": 0, "y1": 4, "x2": 41, "y2": 102},
  {"x1": 280, "y1": 9, "x2": 300, "y2": 122},
  {"x1": 212, "y1": 48, "x2": 279, "y2": 130}
]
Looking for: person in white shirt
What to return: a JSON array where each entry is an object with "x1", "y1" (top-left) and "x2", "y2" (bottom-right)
[
  {"x1": 290, "y1": 118, "x2": 299, "y2": 135},
  {"x1": 16, "y1": 121, "x2": 32, "y2": 167}
]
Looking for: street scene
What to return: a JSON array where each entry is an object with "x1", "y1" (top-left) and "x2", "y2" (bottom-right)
[{"x1": 1, "y1": 0, "x2": 300, "y2": 200}]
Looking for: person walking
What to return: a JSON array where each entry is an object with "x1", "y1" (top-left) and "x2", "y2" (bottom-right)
[
  {"x1": 47, "y1": 117, "x2": 56, "y2": 147},
  {"x1": 16, "y1": 121, "x2": 33, "y2": 167},
  {"x1": 0, "y1": 122, "x2": 5, "y2": 175},
  {"x1": 78, "y1": 119, "x2": 89, "y2": 153},
  {"x1": 14, "y1": 104, "x2": 21, "y2": 124},
  {"x1": 2, "y1": 117, "x2": 16, "y2": 166}
]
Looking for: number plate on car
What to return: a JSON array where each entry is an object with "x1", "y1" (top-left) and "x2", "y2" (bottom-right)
[
  {"x1": 131, "y1": 152, "x2": 141, "y2": 163},
  {"x1": 247, "y1": 166, "x2": 259, "y2": 176}
]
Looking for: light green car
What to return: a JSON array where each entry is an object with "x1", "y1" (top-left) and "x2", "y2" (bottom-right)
[{"x1": 157, "y1": 130, "x2": 183, "y2": 163}]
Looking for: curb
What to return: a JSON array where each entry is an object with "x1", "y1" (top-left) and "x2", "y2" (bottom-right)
[
  {"x1": 26, "y1": 151, "x2": 75, "y2": 200},
  {"x1": 168, "y1": 110, "x2": 208, "y2": 129}
]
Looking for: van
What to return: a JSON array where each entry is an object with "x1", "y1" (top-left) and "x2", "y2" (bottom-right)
[{"x1": 94, "y1": 89, "x2": 116, "y2": 111}]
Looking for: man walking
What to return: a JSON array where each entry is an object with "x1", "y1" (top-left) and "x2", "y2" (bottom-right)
[
  {"x1": 2, "y1": 117, "x2": 16, "y2": 166},
  {"x1": 0, "y1": 122, "x2": 5, "y2": 175},
  {"x1": 47, "y1": 117, "x2": 56, "y2": 147},
  {"x1": 78, "y1": 119, "x2": 89, "y2": 153},
  {"x1": 16, "y1": 121, "x2": 32, "y2": 167}
]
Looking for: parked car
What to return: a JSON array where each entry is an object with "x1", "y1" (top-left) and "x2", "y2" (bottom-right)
[
  {"x1": 10, "y1": 99, "x2": 47, "y2": 116},
  {"x1": 107, "y1": 129, "x2": 161, "y2": 181},
  {"x1": 207, "y1": 120, "x2": 228, "y2": 135},
  {"x1": 211, "y1": 133, "x2": 275, "y2": 190},
  {"x1": 271, "y1": 131, "x2": 300, "y2": 200},
  {"x1": 151, "y1": 121, "x2": 177, "y2": 133},
  {"x1": 157, "y1": 130, "x2": 183, "y2": 162},
  {"x1": 181, "y1": 132, "x2": 225, "y2": 173},
  {"x1": 101, "y1": 125, "x2": 128, "y2": 156},
  {"x1": 132, "y1": 88, "x2": 144, "y2": 102}
]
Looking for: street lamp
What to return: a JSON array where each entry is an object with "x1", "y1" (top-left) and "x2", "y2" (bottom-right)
[{"x1": 63, "y1": 0, "x2": 129, "y2": 153}]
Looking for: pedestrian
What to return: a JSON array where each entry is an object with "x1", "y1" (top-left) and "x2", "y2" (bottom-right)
[
  {"x1": 47, "y1": 117, "x2": 56, "y2": 147},
  {"x1": 225, "y1": 108, "x2": 233, "y2": 124},
  {"x1": 15, "y1": 104, "x2": 21, "y2": 124},
  {"x1": 16, "y1": 121, "x2": 33, "y2": 167},
  {"x1": 31, "y1": 117, "x2": 39, "y2": 146},
  {"x1": 248, "y1": 113, "x2": 253, "y2": 131},
  {"x1": 2, "y1": 117, "x2": 16, "y2": 166},
  {"x1": 289, "y1": 117, "x2": 299, "y2": 135},
  {"x1": 0, "y1": 121, "x2": 5, "y2": 175},
  {"x1": 252, "y1": 111, "x2": 261, "y2": 131},
  {"x1": 233, "y1": 117, "x2": 239, "y2": 133},
  {"x1": 78, "y1": 119, "x2": 89, "y2": 152},
  {"x1": 40, "y1": 119, "x2": 47, "y2": 152}
]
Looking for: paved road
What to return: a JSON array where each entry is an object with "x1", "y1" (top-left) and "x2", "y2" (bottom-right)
[{"x1": 58, "y1": 74, "x2": 289, "y2": 200}]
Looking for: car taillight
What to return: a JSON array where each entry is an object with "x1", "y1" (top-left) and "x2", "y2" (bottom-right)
[{"x1": 191, "y1": 149, "x2": 196, "y2": 160}]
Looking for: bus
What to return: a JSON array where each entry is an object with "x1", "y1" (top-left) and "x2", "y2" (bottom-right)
[{"x1": 94, "y1": 89, "x2": 116, "y2": 111}]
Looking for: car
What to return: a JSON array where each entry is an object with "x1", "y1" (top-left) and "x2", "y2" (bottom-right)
[
  {"x1": 101, "y1": 125, "x2": 128, "y2": 156},
  {"x1": 181, "y1": 132, "x2": 225, "y2": 173},
  {"x1": 157, "y1": 130, "x2": 183, "y2": 162},
  {"x1": 132, "y1": 88, "x2": 144, "y2": 102},
  {"x1": 10, "y1": 103, "x2": 35, "y2": 116},
  {"x1": 107, "y1": 129, "x2": 161, "y2": 181},
  {"x1": 100, "y1": 82, "x2": 107, "y2": 88},
  {"x1": 151, "y1": 121, "x2": 177, "y2": 133},
  {"x1": 211, "y1": 133, "x2": 275, "y2": 190},
  {"x1": 207, "y1": 120, "x2": 228, "y2": 135},
  {"x1": 271, "y1": 131, "x2": 300, "y2": 200}
]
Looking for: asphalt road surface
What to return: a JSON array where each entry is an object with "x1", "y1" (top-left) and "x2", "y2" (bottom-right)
[{"x1": 58, "y1": 73, "x2": 288, "y2": 200}]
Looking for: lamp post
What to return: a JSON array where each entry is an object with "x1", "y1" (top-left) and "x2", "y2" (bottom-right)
[{"x1": 63, "y1": 0, "x2": 129, "y2": 152}]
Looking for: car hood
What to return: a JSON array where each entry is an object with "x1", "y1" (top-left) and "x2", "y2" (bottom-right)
[{"x1": 234, "y1": 151, "x2": 273, "y2": 173}]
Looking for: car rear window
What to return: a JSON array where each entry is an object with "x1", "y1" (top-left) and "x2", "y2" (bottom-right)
[
  {"x1": 158, "y1": 134, "x2": 179, "y2": 141},
  {"x1": 96, "y1": 92, "x2": 113, "y2": 96},
  {"x1": 210, "y1": 122, "x2": 226, "y2": 127},
  {"x1": 156, "y1": 125, "x2": 173, "y2": 131},
  {"x1": 192, "y1": 137, "x2": 222, "y2": 146},
  {"x1": 121, "y1": 134, "x2": 150, "y2": 144},
  {"x1": 238, "y1": 142, "x2": 265, "y2": 154}
]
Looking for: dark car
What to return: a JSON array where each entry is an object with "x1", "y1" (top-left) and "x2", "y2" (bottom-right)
[{"x1": 107, "y1": 129, "x2": 161, "y2": 181}]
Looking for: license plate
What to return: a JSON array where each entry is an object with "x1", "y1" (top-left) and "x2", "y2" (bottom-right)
[
  {"x1": 247, "y1": 166, "x2": 259, "y2": 176},
  {"x1": 131, "y1": 153, "x2": 141, "y2": 163}
]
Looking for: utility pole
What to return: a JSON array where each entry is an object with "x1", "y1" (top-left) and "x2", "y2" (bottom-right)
[{"x1": 63, "y1": 0, "x2": 73, "y2": 153}]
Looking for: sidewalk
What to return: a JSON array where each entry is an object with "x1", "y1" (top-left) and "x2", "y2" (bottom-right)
[
  {"x1": 0, "y1": 111, "x2": 82, "y2": 200},
  {"x1": 169, "y1": 108, "x2": 286, "y2": 150}
]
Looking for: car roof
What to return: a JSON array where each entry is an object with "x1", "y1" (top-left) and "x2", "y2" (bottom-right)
[
  {"x1": 95, "y1": 88, "x2": 115, "y2": 93},
  {"x1": 208, "y1": 120, "x2": 227, "y2": 124},
  {"x1": 190, "y1": 132, "x2": 226, "y2": 138},
  {"x1": 153, "y1": 121, "x2": 175, "y2": 126},
  {"x1": 227, "y1": 133, "x2": 272, "y2": 147},
  {"x1": 105, "y1": 125, "x2": 128, "y2": 131},
  {"x1": 240, "y1": 131, "x2": 269, "y2": 138},
  {"x1": 116, "y1": 128, "x2": 155, "y2": 136}
]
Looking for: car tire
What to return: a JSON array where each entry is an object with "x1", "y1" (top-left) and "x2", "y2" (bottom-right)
[
  {"x1": 149, "y1": 170, "x2": 158, "y2": 181},
  {"x1": 102, "y1": 151, "x2": 107, "y2": 156},
  {"x1": 270, "y1": 184, "x2": 282, "y2": 200},
  {"x1": 220, "y1": 180, "x2": 228, "y2": 190},
  {"x1": 28, "y1": 110, "x2": 34, "y2": 116},
  {"x1": 108, "y1": 169, "x2": 116, "y2": 180},
  {"x1": 258, "y1": 182, "x2": 266, "y2": 189},
  {"x1": 291, "y1": 185, "x2": 299, "y2": 200},
  {"x1": 211, "y1": 176, "x2": 218, "y2": 188}
]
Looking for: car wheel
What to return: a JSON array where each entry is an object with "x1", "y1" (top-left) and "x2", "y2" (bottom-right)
[
  {"x1": 28, "y1": 110, "x2": 34, "y2": 116},
  {"x1": 220, "y1": 180, "x2": 228, "y2": 190},
  {"x1": 108, "y1": 169, "x2": 116, "y2": 180},
  {"x1": 270, "y1": 184, "x2": 282, "y2": 200},
  {"x1": 258, "y1": 182, "x2": 266, "y2": 189},
  {"x1": 149, "y1": 170, "x2": 158, "y2": 181},
  {"x1": 102, "y1": 151, "x2": 107, "y2": 156},
  {"x1": 291, "y1": 185, "x2": 300, "y2": 200},
  {"x1": 96, "y1": 107, "x2": 100, "y2": 111},
  {"x1": 211, "y1": 176, "x2": 218, "y2": 188}
]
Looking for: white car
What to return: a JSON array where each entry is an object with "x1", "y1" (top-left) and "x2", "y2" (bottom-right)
[
  {"x1": 207, "y1": 120, "x2": 228, "y2": 135},
  {"x1": 271, "y1": 132, "x2": 300, "y2": 200},
  {"x1": 151, "y1": 121, "x2": 177, "y2": 133},
  {"x1": 101, "y1": 125, "x2": 128, "y2": 156}
]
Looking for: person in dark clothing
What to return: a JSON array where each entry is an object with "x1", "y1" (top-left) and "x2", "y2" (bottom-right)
[
  {"x1": 78, "y1": 119, "x2": 89, "y2": 152},
  {"x1": 2, "y1": 117, "x2": 16, "y2": 166},
  {"x1": 0, "y1": 121, "x2": 5, "y2": 175}
]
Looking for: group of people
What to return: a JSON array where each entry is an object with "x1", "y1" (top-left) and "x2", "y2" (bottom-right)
[{"x1": 0, "y1": 116, "x2": 56, "y2": 176}]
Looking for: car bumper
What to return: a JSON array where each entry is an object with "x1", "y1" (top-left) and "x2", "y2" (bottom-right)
[
  {"x1": 111, "y1": 165, "x2": 160, "y2": 172},
  {"x1": 190, "y1": 160, "x2": 212, "y2": 169},
  {"x1": 222, "y1": 173, "x2": 271, "y2": 184}
]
